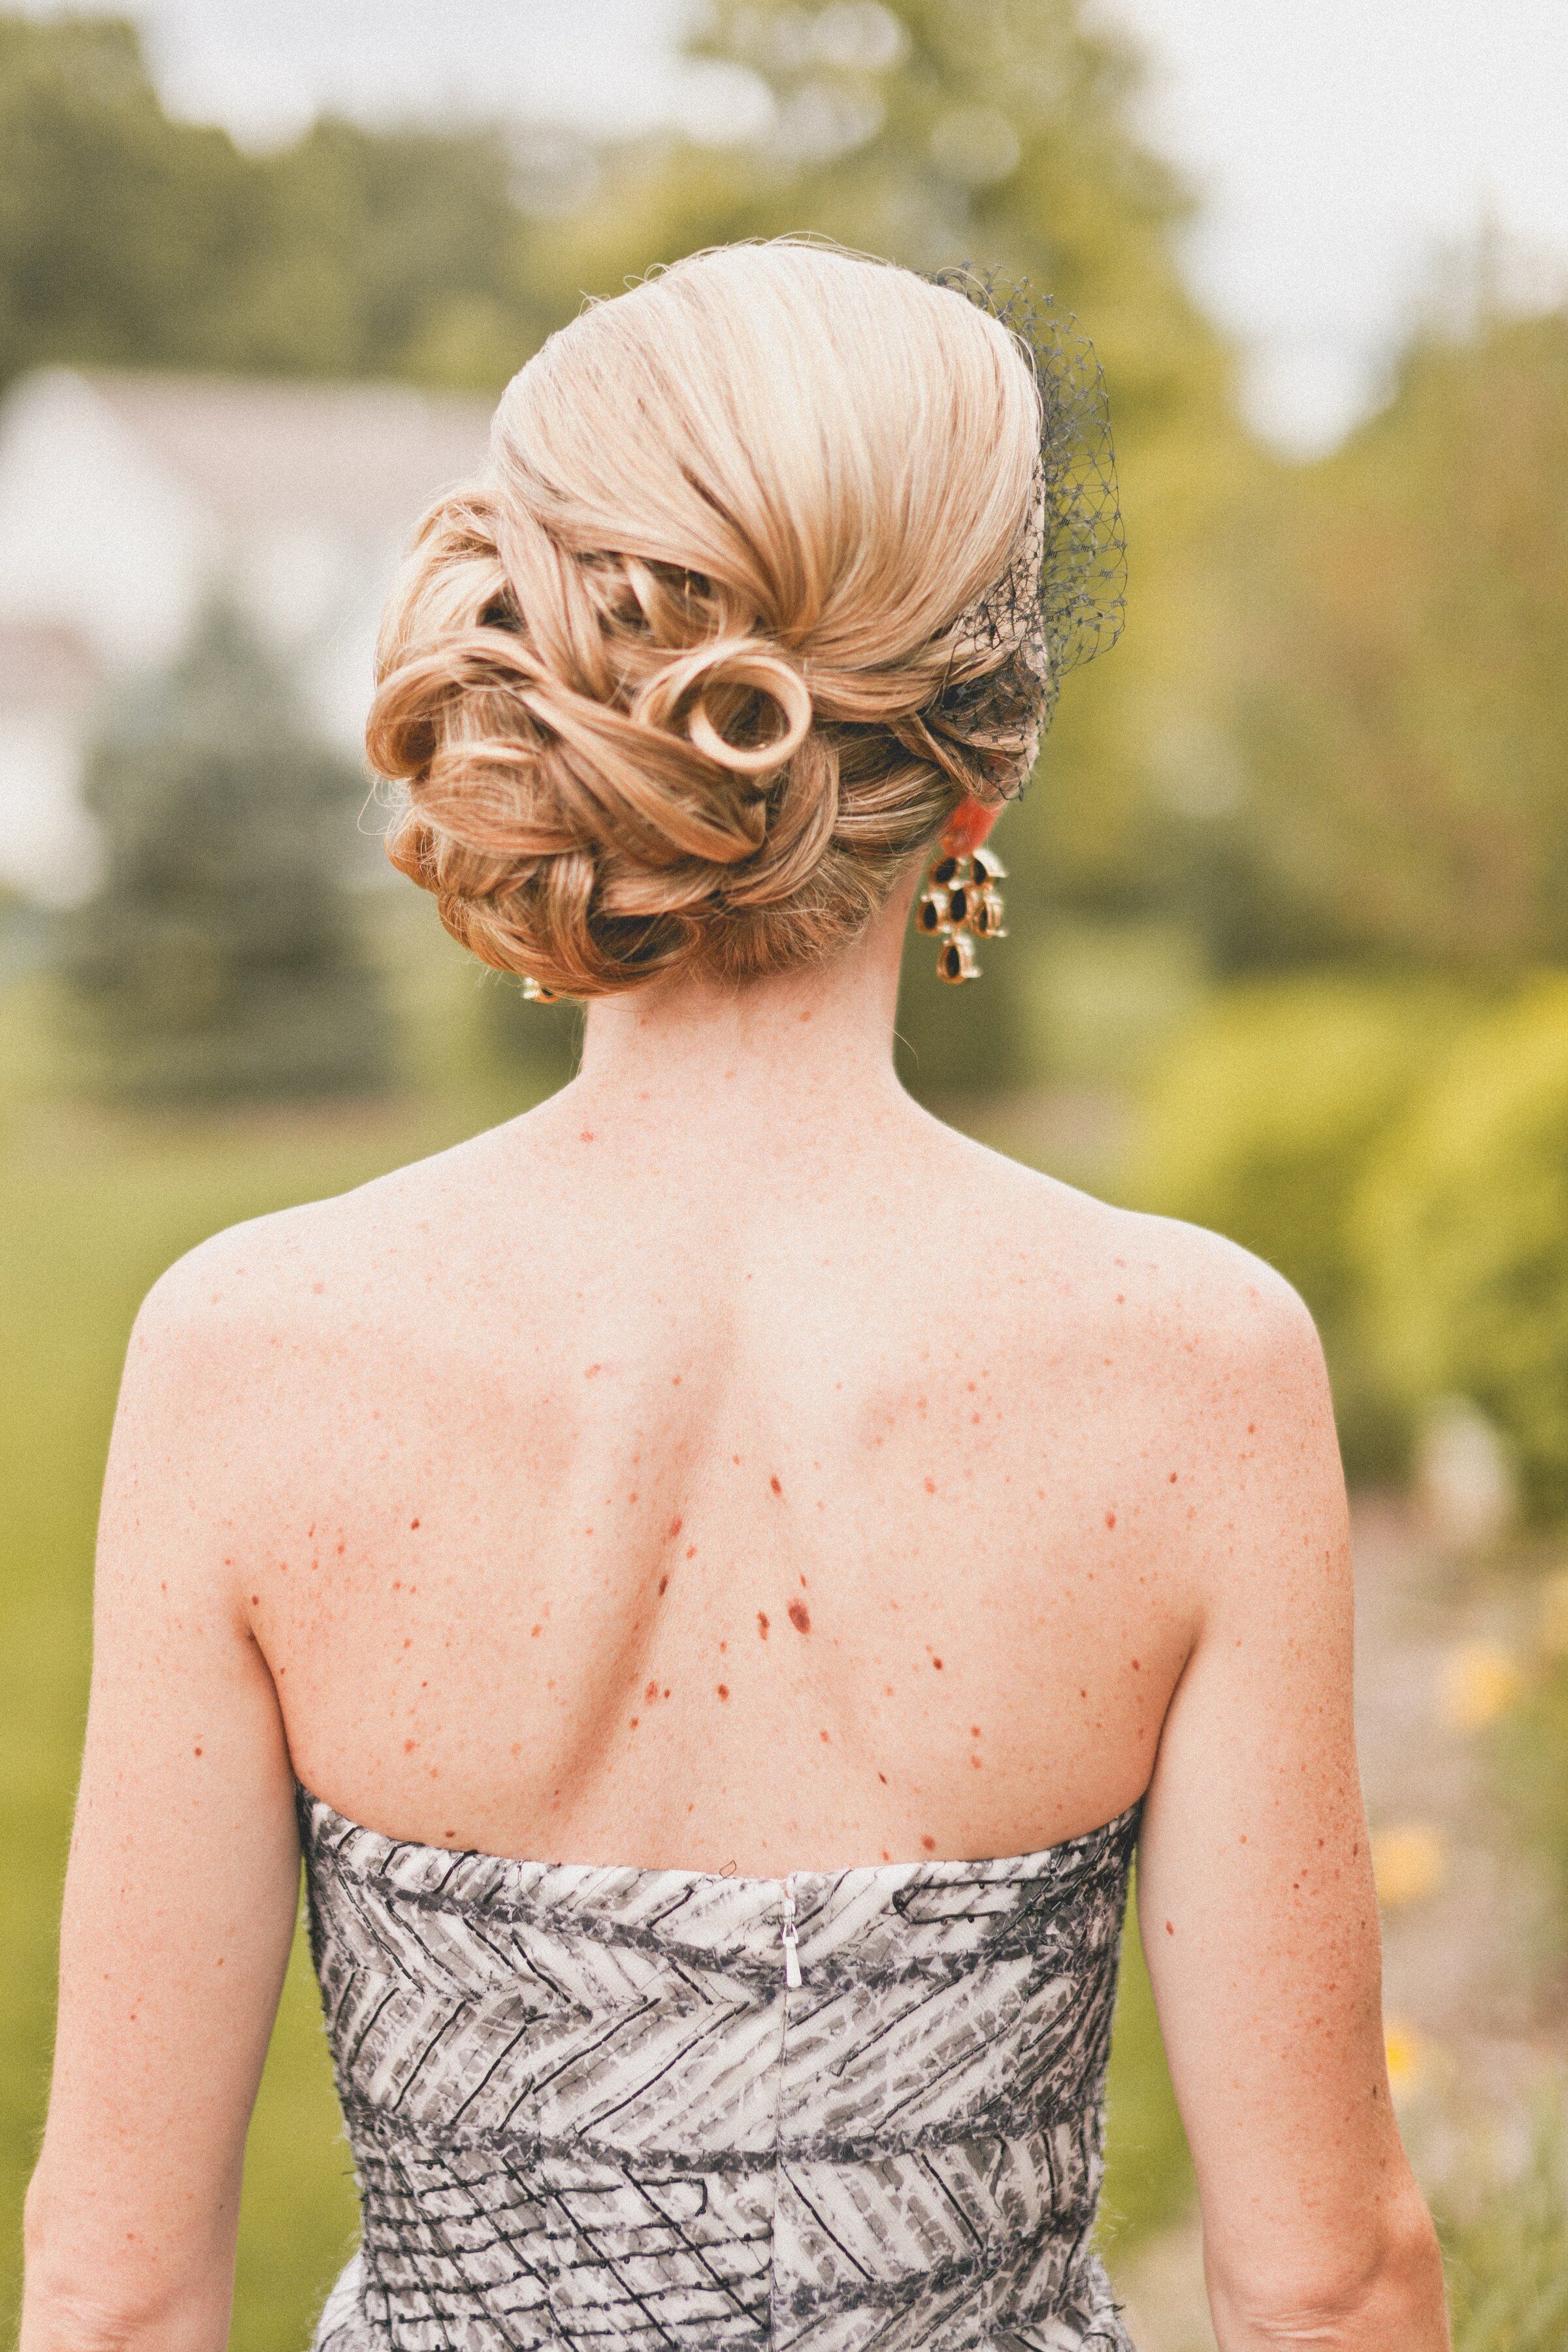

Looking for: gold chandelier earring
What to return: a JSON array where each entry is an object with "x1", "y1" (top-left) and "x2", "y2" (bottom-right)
[{"x1": 917, "y1": 805, "x2": 1006, "y2": 985}]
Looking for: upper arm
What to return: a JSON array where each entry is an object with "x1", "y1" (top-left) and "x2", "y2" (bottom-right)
[
  {"x1": 1135, "y1": 1256, "x2": 1421, "y2": 2324},
  {"x1": 25, "y1": 1248, "x2": 302, "y2": 2338}
]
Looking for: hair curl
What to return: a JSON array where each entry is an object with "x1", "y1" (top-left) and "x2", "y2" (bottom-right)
[{"x1": 368, "y1": 241, "x2": 1047, "y2": 997}]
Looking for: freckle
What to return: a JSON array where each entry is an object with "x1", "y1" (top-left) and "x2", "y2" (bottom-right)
[
  {"x1": 1166, "y1": 1919, "x2": 1175, "y2": 1935},
  {"x1": 403, "y1": 1637, "x2": 412, "y2": 1649},
  {"x1": 878, "y1": 1772, "x2": 887, "y2": 1784},
  {"x1": 884, "y1": 1685, "x2": 894, "y2": 1697},
  {"x1": 1105, "y1": 1509, "x2": 1116, "y2": 1527},
  {"x1": 800, "y1": 1574, "x2": 808, "y2": 1588},
  {"x1": 732, "y1": 1454, "x2": 740, "y2": 1465},
  {"x1": 193, "y1": 1745, "x2": 203, "y2": 1757},
  {"x1": 629, "y1": 1490, "x2": 638, "y2": 1502},
  {"x1": 658, "y1": 1576, "x2": 669, "y2": 1595},
  {"x1": 757, "y1": 1612, "x2": 770, "y2": 1639},
  {"x1": 924, "y1": 1476, "x2": 936, "y2": 1494},
  {"x1": 668, "y1": 1516, "x2": 682, "y2": 1538},
  {"x1": 250, "y1": 1593, "x2": 259, "y2": 1605},
  {"x1": 1131, "y1": 1658, "x2": 1141, "y2": 1671},
  {"x1": 970, "y1": 1725, "x2": 980, "y2": 1737},
  {"x1": 672, "y1": 1373, "x2": 681, "y2": 1385},
  {"x1": 403, "y1": 1739, "x2": 416, "y2": 1753},
  {"x1": 532, "y1": 1624, "x2": 542, "y2": 1637},
  {"x1": 820, "y1": 1729, "x2": 830, "y2": 1743},
  {"x1": 788, "y1": 1601, "x2": 811, "y2": 1634},
  {"x1": 1168, "y1": 1471, "x2": 1178, "y2": 1483},
  {"x1": 720, "y1": 1640, "x2": 727, "y2": 1652},
  {"x1": 717, "y1": 1684, "x2": 730, "y2": 1701},
  {"x1": 645, "y1": 1680, "x2": 658, "y2": 1702},
  {"x1": 580, "y1": 1129, "x2": 594, "y2": 1141},
  {"x1": 663, "y1": 1687, "x2": 670, "y2": 1698},
  {"x1": 1239, "y1": 1834, "x2": 1249, "y2": 1844},
  {"x1": 336, "y1": 1542, "x2": 344, "y2": 1555},
  {"x1": 630, "y1": 1717, "x2": 639, "y2": 1728},
  {"x1": 882, "y1": 1849, "x2": 890, "y2": 1860},
  {"x1": 511, "y1": 1742, "x2": 521, "y2": 1756},
  {"x1": 1247, "y1": 1422, "x2": 1256, "y2": 1434},
  {"x1": 687, "y1": 1546, "x2": 697, "y2": 1559},
  {"x1": 932, "y1": 1657, "x2": 943, "y2": 1670},
  {"x1": 970, "y1": 1754, "x2": 981, "y2": 1769},
  {"x1": 921, "y1": 1835, "x2": 936, "y2": 1852},
  {"x1": 1079, "y1": 1688, "x2": 1087, "y2": 1699},
  {"x1": 770, "y1": 1474, "x2": 782, "y2": 1495},
  {"x1": 410, "y1": 1518, "x2": 420, "y2": 1529}
]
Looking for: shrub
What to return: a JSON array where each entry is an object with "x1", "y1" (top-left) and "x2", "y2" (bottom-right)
[
  {"x1": 1355, "y1": 979, "x2": 1568, "y2": 1522},
  {"x1": 1127, "y1": 973, "x2": 1472, "y2": 1476},
  {"x1": 61, "y1": 602, "x2": 392, "y2": 1105},
  {"x1": 1439, "y1": 2096, "x2": 1568, "y2": 2352}
]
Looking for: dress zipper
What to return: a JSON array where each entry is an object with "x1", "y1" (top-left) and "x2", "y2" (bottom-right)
[{"x1": 781, "y1": 1882, "x2": 802, "y2": 1989}]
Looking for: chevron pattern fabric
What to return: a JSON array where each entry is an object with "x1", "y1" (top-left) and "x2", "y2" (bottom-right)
[{"x1": 298, "y1": 1787, "x2": 1141, "y2": 2352}]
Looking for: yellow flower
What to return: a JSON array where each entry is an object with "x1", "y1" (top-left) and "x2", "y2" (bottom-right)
[
  {"x1": 1441, "y1": 1641, "x2": 1524, "y2": 1731},
  {"x1": 1371, "y1": 1822, "x2": 1446, "y2": 1908},
  {"x1": 1383, "y1": 2019, "x2": 1427, "y2": 2100}
]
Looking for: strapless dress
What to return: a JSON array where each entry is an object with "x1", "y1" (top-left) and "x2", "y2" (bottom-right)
[{"x1": 297, "y1": 1786, "x2": 1141, "y2": 2351}]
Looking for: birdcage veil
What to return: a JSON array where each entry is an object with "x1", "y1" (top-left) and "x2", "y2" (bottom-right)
[{"x1": 926, "y1": 265, "x2": 1126, "y2": 794}]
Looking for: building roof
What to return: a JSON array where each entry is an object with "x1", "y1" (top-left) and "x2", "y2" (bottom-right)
[{"x1": 78, "y1": 370, "x2": 494, "y2": 538}]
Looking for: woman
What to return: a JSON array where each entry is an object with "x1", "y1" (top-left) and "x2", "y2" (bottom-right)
[{"x1": 23, "y1": 242, "x2": 1446, "y2": 2352}]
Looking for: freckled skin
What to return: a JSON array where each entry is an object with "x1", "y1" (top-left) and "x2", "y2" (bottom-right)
[{"x1": 42, "y1": 882, "x2": 1440, "y2": 2352}]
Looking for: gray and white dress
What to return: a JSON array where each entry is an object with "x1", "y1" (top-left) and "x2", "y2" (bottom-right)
[{"x1": 298, "y1": 1788, "x2": 1141, "y2": 2352}]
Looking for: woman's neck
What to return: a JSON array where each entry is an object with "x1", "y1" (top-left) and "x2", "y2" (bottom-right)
[{"x1": 569, "y1": 875, "x2": 918, "y2": 1141}]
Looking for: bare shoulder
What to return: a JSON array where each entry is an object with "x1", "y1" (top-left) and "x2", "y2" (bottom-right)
[
  {"x1": 957, "y1": 1132, "x2": 1323, "y2": 1382},
  {"x1": 949, "y1": 1132, "x2": 1339, "y2": 1497},
  {"x1": 140, "y1": 1119, "x2": 519, "y2": 1328}
]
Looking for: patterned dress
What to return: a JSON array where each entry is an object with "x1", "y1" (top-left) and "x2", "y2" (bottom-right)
[{"x1": 298, "y1": 1787, "x2": 1141, "y2": 2352}]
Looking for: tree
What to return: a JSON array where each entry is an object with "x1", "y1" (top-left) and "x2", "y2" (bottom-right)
[
  {"x1": 0, "y1": 13, "x2": 558, "y2": 392},
  {"x1": 1230, "y1": 285, "x2": 1568, "y2": 971},
  {"x1": 61, "y1": 602, "x2": 391, "y2": 1103}
]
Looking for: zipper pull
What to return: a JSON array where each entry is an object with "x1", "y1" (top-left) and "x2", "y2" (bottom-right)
[{"x1": 781, "y1": 1887, "x2": 802, "y2": 1989}]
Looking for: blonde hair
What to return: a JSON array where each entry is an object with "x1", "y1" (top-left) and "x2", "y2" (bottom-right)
[{"x1": 367, "y1": 240, "x2": 1043, "y2": 996}]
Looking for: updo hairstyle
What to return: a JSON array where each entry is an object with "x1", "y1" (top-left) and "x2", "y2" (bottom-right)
[{"x1": 367, "y1": 241, "x2": 1045, "y2": 996}]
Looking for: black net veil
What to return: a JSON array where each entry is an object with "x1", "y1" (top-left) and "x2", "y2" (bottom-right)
[{"x1": 926, "y1": 265, "x2": 1126, "y2": 796}]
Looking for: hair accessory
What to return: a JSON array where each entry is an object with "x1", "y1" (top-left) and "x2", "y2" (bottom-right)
[
  {"x1": 917, "y1": 798, "x2": 1007, "y2": 985},
  {"x1": 926, "y1": 266, "x2": 1126, "y2": 796}
]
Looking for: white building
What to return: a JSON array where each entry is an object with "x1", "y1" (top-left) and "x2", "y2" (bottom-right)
[{"x1": 0, "y1": 368, "x2": 492, "y2": 902}]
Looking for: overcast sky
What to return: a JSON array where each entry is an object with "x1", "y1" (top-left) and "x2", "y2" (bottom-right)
[{"x1": 25, "y1": 0, "x2": 1568, "y2": 451}]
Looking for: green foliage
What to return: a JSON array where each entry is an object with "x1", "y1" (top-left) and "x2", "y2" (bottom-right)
[
  {"x1": 1128, "y1": 973, "x2": 1474, "y2": 1474},
  {"x1": 60, "y1": 602, "x2": 392, "y2": 1104},
  {"x1": 0, "y1": 14, "x2": 553, "y2": 391},
  {"x1": 1495, "y1": 1653, "x2": 1568, "y2": 1935},
  {"x1": 1232, "y1": 294, "x2": 1568, "y2": 970},
  {"x1": 1355, "y1": 979, "x2": 1568, "y2": 1520},
  {"x1": 1439, "y1": 2097, "x2": 1568, "y2": 2352},
  {"x1": 1100, "y1": 1893, "x2": 1194, "y2": 2255}
]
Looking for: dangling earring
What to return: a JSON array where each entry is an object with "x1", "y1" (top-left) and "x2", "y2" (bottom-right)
[
  {"x1": 917, "y1": 802, "x2": 1006, "y2": 985},
  {"x1": 521, "y1": 975, "x2": 562, "y2": 1004}
]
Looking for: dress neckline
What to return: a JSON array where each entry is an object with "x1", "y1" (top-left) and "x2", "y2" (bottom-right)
[{"x1": 295, "y1": 1778, "x2": 1142, "y2": 1890}]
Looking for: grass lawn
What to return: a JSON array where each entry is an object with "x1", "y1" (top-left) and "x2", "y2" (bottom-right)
[{"x1": 0, "y1": 957, "x2": 1192, "y2": 2345}]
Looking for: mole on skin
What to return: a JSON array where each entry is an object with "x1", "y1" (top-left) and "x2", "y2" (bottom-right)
[{"x1": 788, "y1": 1601, "x2": 811, "y2": 1635}]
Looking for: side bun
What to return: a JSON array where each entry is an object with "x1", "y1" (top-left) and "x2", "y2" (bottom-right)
[{"x1": 368, "y1": 240, "x2": 1045, "y2": 996}]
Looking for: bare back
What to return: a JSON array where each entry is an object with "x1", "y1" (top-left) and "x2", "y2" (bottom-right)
[{"x1": 178, "y1": 1070, "x2": 1266, "y2": 1874}]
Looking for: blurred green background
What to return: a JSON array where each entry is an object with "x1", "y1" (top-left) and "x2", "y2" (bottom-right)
[{"x1": 3, "y1": 4, "x2": 1567, "y2": 2344}]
